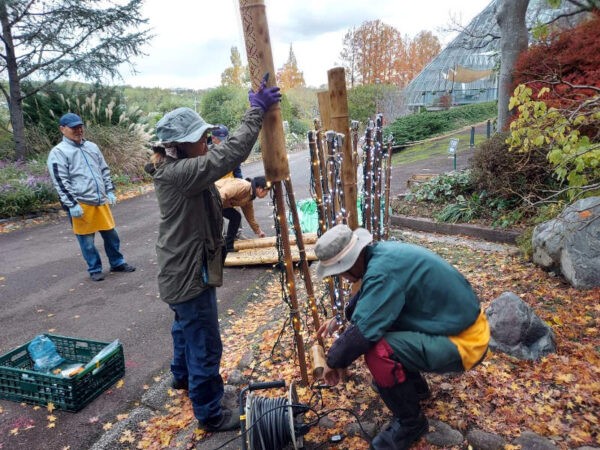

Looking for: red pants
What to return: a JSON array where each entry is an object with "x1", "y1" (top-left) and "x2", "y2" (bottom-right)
[{"x1": 365, "y1": 338, "x2": 406, "y2": 388}]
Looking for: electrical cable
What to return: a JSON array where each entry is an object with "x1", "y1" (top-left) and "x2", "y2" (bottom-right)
[{"x1": 209, "y1": 400, "x2": 373, "y2": 450}]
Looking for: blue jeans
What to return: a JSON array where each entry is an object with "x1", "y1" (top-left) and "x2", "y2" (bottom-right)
[
  {"x1": 169, "y1": 288, "x2": 224, "y2": 422},
  {"x1": 75, "y1": 229, "x2": 125, "y2": 274}
]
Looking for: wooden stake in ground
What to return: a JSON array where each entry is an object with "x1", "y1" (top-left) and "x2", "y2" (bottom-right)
[
  {"x1": 317, "y1": 91, "x2": 332, "y2": 130},
  {"x1": 327, "y1": 68, "x2": 358, "y2": 230},
  {"x1": 239, "y1": 0, "x2": 308, "y2": 385}
]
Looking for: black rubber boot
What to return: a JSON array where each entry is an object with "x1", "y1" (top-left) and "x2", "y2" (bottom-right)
[
  {"x1": 406, "y1": 371, "x2": 430, "y2": 400},
  {"x1": 370, "y1": 381, "x2": 428, "y2": 450}
]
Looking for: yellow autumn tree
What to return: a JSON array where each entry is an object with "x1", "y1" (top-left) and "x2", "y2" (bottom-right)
[
  {"x1": 276, "y1": 44, "x2": 305, "y2": 92},
  {"x1": 221, "y1": 46, "x2": 247, "y2": 87}
]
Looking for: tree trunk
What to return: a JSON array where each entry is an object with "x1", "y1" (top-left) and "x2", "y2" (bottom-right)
[
  {"x1": 496, "y1": 0, "x2": 530, "y2": 132},
  {"x1": 0, "y1": 2, "x2": 28, "y2": 160}
]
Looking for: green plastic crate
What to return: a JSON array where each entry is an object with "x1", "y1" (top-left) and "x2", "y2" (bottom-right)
[{"x1": 0, "y1": 334, "x2": 125, "y2": 412}]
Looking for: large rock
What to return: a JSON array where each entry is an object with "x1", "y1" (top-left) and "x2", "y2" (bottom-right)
[
  {"x1": 485, "y1": 292, "x2": 556, "y2": 360},
  {"x1": 532, "y1": 197, "x2": 600, "y2": 288}
]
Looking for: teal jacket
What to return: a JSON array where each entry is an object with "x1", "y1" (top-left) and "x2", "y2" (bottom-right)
[
  {"x1": 353, "y1": 242, "x2": 480, "y2": 341},
  {"x1": 327, "y1": 241, "x2": 484, "y2": 372}
]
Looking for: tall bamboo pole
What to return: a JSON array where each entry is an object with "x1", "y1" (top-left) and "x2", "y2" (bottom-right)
[
  {"x1": 327, "y1": 68, "x2": 358, "y2": 230},
  {"x1": 363, "y1": 127, "x2": 373, "y2": 233},
  {"x1": 285, "y1": 178, "x2": 323, "y2": 348},
  {"x1": 313, "y1": 118, "x2": 329, "y2": 222},
  {"x1": 239, "y1": 0, "x2": 308, "y2": 385},
  {"x1": 273, "y1": 181, "x2": 308, "y2": 384},
  {"x1": 308, "y1": 131, "x2": 327, "y2": 236},
  {"x1": 383, "y1": 141, "x2": 393, "y2": 240}
]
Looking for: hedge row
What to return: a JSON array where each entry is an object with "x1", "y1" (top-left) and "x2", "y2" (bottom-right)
[{"x1": 386, "y1": 102, "x2": 497, "y2": 145}]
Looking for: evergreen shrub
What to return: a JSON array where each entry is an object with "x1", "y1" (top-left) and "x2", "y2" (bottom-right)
[{"x1": 386, "y1": 102, "x2": 497, "y2": 145}]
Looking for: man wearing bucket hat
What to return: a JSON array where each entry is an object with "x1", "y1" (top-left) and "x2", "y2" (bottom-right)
[
  {"x1": 315, "y1": 224, "x2": 490, "y2": 450},
  {"x1": 145, "y1": 80, "x2": 281, "y2": 433},
  {"x1": 47, "y1": 112, "x2": 136, "y2": 281}
]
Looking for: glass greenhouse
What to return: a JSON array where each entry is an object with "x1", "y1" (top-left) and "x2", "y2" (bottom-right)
[{"x1": 403, "y1": 0, "x2": 585, "y2": 111}]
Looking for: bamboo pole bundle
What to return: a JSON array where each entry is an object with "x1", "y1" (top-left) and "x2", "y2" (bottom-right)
[{"x1": 224, "y1": 246, "x2": 317, "y2": 267}]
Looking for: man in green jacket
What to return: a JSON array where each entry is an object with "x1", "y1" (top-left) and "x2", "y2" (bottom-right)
[
  {"x1": 315, "y1": 224, "x2": 490, "y2": 449},
  {"x1": 146, "y1": 81, "x2": 281, "y2": 432}
]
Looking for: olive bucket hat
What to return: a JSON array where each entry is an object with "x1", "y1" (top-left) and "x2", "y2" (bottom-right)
[
  {"x1": 156, "y1": 107, "x2": 214, "y2": 144},
  {"x1": 314, "y1": 224, "x2": 373, "y2": 279}
]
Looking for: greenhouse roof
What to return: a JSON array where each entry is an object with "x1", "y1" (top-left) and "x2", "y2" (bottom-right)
[{"x1": 403, "y1": 0, "x2": 585, "y2": 110}]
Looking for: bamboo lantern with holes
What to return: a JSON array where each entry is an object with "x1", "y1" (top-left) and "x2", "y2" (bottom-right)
[
  {"x1": 327, "y1": 67, "x2": 358, "y2": 230},
  {"x1": 238, "y1": 0, "x2": 289, "y2": 182}
]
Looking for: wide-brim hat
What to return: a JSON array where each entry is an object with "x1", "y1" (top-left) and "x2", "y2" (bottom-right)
[
  {"x1": 315, "y1": 224, "x2": 373, "y2": 279},
  {"x1": 156, "y1": 107, "x2": 214, "y2": 144}
]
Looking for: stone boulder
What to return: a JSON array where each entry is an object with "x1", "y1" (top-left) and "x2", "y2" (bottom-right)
[
  {"x1": 532, "y1": 196, "x2": 600, "y2": 288},
  {"x1": 485, "y1": 292, "x2": 556, "y2": 360}
]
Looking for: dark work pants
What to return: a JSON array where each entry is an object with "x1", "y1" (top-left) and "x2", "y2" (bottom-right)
[
  {"x1": 222, "y1": 207, "x2": 241, "y2": 250},
  {"x1": 169, "y1": 288, "x2": 224, "y2": 422}
]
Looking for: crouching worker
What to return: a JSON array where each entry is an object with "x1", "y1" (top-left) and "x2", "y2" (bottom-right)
[
  {"x1": 315, "y1": 224, "x2": 490, "y2": 450},
  {"x1": 215, "y1": 176, "x2": 270, "y2": 251}
]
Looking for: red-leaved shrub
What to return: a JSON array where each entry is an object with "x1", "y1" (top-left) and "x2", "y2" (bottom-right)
[{"x1": 513, "y1": 11, "x2": 600, "y2": 108}]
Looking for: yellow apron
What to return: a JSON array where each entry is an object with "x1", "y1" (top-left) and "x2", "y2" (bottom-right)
[{"x1": 72, "y1": 203, "x2": 115, "y2": 235}]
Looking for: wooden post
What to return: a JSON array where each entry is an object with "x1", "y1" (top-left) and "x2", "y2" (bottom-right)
[
  {"x1": 327, "y1": 68, "x2": 358, "y2": 230},
  {"x1": 239, "y1": 0, "x2": 289, "y2": 182},
  {"x1": 317, "y1": 91, "x2": 332, "y2": 131}
]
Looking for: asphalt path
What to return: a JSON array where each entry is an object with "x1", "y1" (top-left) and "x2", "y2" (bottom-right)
[
  {"x1": 0, "y1": 151, "x2": 313, "y2": 450},
  {"x1": 0, "y1": 144, "x2": 472, "y2": 450}
]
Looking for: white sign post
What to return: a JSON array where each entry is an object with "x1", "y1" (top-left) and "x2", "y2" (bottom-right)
[{"x1": 448, "y1": 138, "x2": 459, "y2": 170}]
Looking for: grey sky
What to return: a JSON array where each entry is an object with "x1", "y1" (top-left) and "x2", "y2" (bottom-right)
[{"x1": 120, "y1": 0, "x2": 492, "y2": 89}]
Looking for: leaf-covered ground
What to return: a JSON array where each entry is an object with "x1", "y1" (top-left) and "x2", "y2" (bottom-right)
[{"x1": 133, "y1": 230, "x2": 599, "y2": 449}]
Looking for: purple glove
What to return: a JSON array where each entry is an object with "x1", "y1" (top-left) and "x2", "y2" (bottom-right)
[{"x1": 248, "y1": 86, "x2": 282, "y2": 112}]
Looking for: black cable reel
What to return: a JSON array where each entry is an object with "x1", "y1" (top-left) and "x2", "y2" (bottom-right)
[{"x1": 239, "y1": 380, "x2": 309, "y2": 450}]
